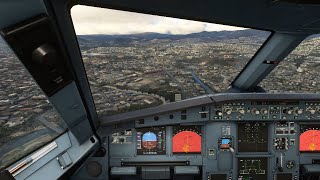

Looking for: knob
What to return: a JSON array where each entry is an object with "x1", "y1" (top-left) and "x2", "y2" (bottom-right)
[
  {"x1": 251, "y1": 108, "x2": 260, "y2": 115},
  {"x1": 294, "y1": 108, "x2": 303, "y2": 115},
  {"x1": 306, "y1": 107, "x2": 316, "y2": 114},
  {"x1": 216, "y1": 110, "x2": 223, "y2": 116},
  {"x1": 286, "y1": 161, "x2": 295, "y2": 169},
  {"x1": 261, "y1": 108, "x2": 268, "y2": 115},
  {"x1": 32, "y1": 44, "x2": 57, "y2": 65},
  {"x1": 237, "y1": 108, "x2": 245, "y2": 115},
  {"x1": 283, "y1": 109, "x2": 293, "y2": 115},
  {"x1": 225, "y1": 108, "x2": 232, "y2": 115}
]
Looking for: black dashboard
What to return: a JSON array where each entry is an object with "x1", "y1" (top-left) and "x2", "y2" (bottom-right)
[{"x1": 99, "y1": 93, "x2": 320, "y2": 180}]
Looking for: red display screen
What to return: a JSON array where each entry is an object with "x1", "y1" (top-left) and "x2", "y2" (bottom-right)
[
  {"x1": 300, "y1": 125, "x2": 320, "y2": 152},
  {"x1": 172, "y1": 126, "x2": 201, "y2": 153}
]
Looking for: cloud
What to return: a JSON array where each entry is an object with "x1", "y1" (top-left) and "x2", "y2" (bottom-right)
[{"x1": 71, "y1": 5, "x2": 245, "y2": 35}]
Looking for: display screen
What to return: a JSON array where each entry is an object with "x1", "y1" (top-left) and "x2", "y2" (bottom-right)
[
  {"x1": 238, "y1": 157, "x2": 267, "y2": 180},
  {"x1": 220, "y1": 137, "x2": 232, "y2": 150},
  {"x1": 172, "y1": 126, "x2": 202, "y2": 154},
  {"x1": 136, "y1": 127, "x2": 166, "y2": 155},
  {"x1": 300, "y1": 124, "x2": 320, "y2": 152},
  {"x1": 238, "y1": 122, "x2": 268, "y2": 152}
]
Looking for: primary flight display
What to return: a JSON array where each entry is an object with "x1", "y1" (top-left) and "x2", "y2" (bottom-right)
[{"x1": 136, "y1": 126, "x2": 166, "y2": 155}]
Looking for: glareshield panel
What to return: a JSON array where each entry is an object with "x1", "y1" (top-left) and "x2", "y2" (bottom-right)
[
  {"x1": 0, "y1": 38, "x2": 67, "y2": 170},
  {"x1": 71, "y1": 5, "x2": 271, "y2": 117},
  {"x1": 260, "y1": 35, "x2": 320, "y2": 93}
]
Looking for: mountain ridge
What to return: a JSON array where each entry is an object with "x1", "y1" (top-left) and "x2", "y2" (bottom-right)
[
  {"x1": 77, "y1": 29, "x2": 270, "y2": 49},
  {"x1": 78, "y1": 29, "x2": 269, "y2": 40}
]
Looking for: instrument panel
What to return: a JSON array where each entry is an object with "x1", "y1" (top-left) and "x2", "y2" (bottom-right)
[{"x1": 105, "y1": 95, "x2": 320, "y2": 180}]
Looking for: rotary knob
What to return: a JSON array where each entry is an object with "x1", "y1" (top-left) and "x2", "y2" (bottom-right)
[
  {"x1": 237, "y1": 108, "x2": 245, "y2": 115},
  {"x1": 306, "y1": 107, "x2": 316, "y2": 114},
  {"x1": 286, "y1": 160, "x2": 295, "y2": 169},
  {"x1": 251, "y1": 108, "x2": 260, "y2": 115},
  {"x1": 283, "y1": 109, "x2": 293, "y2": 115},
  {"x1": 225, "y1": 108, "x2": 232, "y2": 115},
  {"x1": 261, "y1": 108, "x2": 268, "y2": 115},
  {"x1": 294, "y1": 108, "x2": 303, "y2": 115},
  {"x1": 216, "y1": 110, "x2": 223, "y2": 116}
]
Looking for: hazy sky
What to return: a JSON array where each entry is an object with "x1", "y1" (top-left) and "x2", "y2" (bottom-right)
[{"x1": 71, "y1": 5, "x2": 245, "y2": 35}]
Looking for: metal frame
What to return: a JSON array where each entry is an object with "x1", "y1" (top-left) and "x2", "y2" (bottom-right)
[
  {"x1": 45, "y1": 0, "x2": 100, "y2": 130},
  {"x1": 231, "y1": 32, "x2": 309, "y2": 91}
]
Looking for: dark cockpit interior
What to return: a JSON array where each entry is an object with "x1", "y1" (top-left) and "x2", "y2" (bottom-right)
[{"x1": 1, "y1": 0, "x2": 320, "y2": 180}]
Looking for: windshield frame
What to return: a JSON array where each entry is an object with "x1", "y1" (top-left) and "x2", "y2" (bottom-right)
[{"x1": 258, "y1": 34, "x2": 320, "y2": 94}]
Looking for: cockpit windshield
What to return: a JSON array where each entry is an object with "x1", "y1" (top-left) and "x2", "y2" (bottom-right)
[{"x1": 71, "y1": 5, "x2": 271, "y2": 117}]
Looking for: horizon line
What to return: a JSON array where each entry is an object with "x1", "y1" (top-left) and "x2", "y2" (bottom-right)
[{"x1": 76, "y1": 29, "x2": 252, "y2": 36}]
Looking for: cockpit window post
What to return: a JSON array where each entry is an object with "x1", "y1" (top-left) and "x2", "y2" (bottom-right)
[
  {"x1": 44, "y1": 0, "x2": 100, "y2": 132},
  {"x1": 231, "y1": 32, "x2": 308, "y2": 91}
]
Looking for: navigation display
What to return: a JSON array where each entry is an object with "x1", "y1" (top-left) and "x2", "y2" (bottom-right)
[
  {"x1": 300, "y1": 124, "x2": 320, "y2": 152},
  {"x1": 172, "y1": 126, "x2": 202, "y2": 154},
  {"x1": 238, "y1": 122, "x2": 268, "y2": 152},
  {"x1": 136, "y1": 127, "x2": 166, "y2": 155}
]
